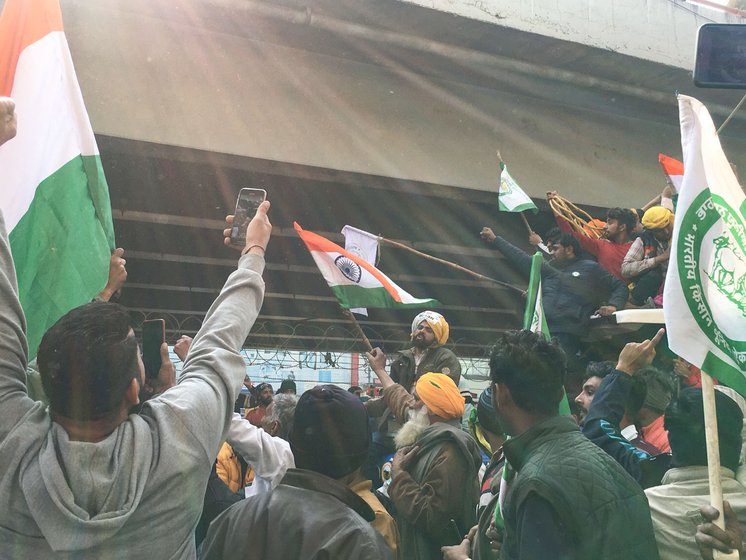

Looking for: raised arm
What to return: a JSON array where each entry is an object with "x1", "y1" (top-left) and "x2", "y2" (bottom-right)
[
  {"x1": 547, "y1": 191, "x2": 604, "y2": 257},
  {"x1": 480, "y1": 228, "x2": 534, "y2": 277},
  {"x1": 0, "y1": 210, "x2": 34, "y2": 443},
  {"x1": 144, "y1": 201, "x2": 272, "y2": 460},
  {"x1": 366, "y1": 347, "x2": 416, "y2": 421}
]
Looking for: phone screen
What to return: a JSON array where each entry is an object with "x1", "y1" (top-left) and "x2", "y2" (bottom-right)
[
  {"x1": 230, "y1": 188, "x2": 267, "y2": 246},
  {"x1": 694, "y1": 24, "x2": 746, "y2": 89},
  {"x1": 142, "y1": 319, "x2": 165, "y2": 378}
]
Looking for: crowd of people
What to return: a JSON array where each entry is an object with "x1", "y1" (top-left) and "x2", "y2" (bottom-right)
[{"x1": 1, "y1": 93, "x2": 745, "y2": 560}]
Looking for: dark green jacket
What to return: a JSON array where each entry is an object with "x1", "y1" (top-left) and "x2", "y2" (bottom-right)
[
  {"x1": 390, "y1": 346, "x2": 461, "y2": 391},
  {"x1": 500, "y1": 416, "x2": 659, "y2": 560}
]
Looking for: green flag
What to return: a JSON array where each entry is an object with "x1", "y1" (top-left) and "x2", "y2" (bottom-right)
[{"x1": 523, "y1": 252, "x2": 571, "y2": 415}]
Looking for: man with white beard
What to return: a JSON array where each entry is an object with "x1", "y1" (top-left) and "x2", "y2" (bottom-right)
[{"x1": 366, "y1": 348, "x2": 481, "y2": 560}]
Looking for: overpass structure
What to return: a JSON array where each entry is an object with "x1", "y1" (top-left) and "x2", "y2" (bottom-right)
[{"x1": 18, "y1": 0, "x2": 746, "y2": 356}]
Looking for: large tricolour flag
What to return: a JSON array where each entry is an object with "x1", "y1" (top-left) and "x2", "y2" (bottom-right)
[
  {"x1": 664, "y1": 96, "x2": 746, "y2": 397},
  {"x1": 295, "y1": 223, "x2": 439, "y2": 309},
  {"x1": 0, "y1": 0, "x2": 115, "y2": 357}
]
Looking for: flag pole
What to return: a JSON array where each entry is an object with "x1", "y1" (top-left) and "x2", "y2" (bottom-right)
[
  {"x1": 342, "y1": 309, "x2": 374, "y2": 352},
  {"x1": 377, "y1": 236, "x2": 524, "y2": 294},
  {"x1": 701, "y1": 370, "x2": 739, "y2": 560},
  {"x1": 519, "y1": 212, "x2": 533, "y2": 236}
]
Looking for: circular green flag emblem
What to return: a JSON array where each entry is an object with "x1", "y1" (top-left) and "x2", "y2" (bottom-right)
[{"x1": 678, "y1": 191, "x2": 746, "y2": 367}]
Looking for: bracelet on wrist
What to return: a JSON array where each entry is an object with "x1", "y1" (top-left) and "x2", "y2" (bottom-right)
[{"x1": 242, "y1": 244, "x2": 266, "y2": 256}]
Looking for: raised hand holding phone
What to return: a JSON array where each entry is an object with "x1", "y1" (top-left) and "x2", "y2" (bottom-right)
[
  {"x1": 229, "y1": 189, "x2": 266, "y2": 247},
  {"x1": 142, "y1": 319, "x2": 166, "y2": 379},
  {"x1": 223, "y1": 194, "x2": 271, "y2": 256}
]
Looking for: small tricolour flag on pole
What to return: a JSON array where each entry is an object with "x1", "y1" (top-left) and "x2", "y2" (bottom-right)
[
  {"x1": 0, "y1": 0, "x2": 115, "y2": 358},
  {"x1": 658, "y1": 153, "x2": 684, "y2": 194},
  {"x1": 664, "y1": 96, "x2": 746, "y2": 397},
  {"x1": 341, "y1": 225, "x2": 380, "y2": 317},
  {"x1": 498, "y1": 161, "x2": 538, "y2": 213},
  {"x1": 295, "y1": 223, "x2": 440, "y2": 310}
]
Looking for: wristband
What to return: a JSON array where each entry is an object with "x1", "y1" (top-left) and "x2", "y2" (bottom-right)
[{"x1": 242, "y1": 244, "x2": 265, "y2": 256}]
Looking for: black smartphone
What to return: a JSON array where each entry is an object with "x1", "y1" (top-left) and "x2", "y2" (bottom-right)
[
  {"x1": 230, "y1": 188, "x2": 267, "y2": 247},
  {"x1": 142, "y1": 319, "x2": 165, "y2": 379},
  {"x1": 694, "y1": 24, "x2": 746, "y2": 89}
]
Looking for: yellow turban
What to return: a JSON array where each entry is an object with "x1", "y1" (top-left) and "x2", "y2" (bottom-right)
[
  {"x1": 411, "y1": 311, "x2": 449, "y2": 347},
  {"x1": 415, "y1": 373, "x2": 464, "y2": 419},
  {"x1": 642, "y1": 206, "x2": 674, "y2": 230}
]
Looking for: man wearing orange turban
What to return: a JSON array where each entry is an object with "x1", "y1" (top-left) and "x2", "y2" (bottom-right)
[
  {"x1": 363, "y1": 312, "x2": 462, "y2": 488},
  {"x1": 366, "y1": 349, "x2": 481, "y2": 560}
]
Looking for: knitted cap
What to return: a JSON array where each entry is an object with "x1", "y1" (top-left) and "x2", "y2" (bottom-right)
[{"x1": 290, "y1": 384, "x2": 370, "y2": 479}]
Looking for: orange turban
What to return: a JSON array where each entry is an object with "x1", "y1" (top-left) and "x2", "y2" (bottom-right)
[{"x1": 415, "y1": 373, "x2": 464, "y2": 419}]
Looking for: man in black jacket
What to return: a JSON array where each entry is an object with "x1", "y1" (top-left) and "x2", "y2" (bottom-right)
[
  {"x1": 200, "y1": 385, "x2": 393, "y2": 560},
  {"x1": 480, "y1": 227, "x2": 628, "y2": 369}
]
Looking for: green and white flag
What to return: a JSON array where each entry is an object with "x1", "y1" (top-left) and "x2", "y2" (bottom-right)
[
  {"x1": 0, "y1": 0, "x2": 116, "y2": 358},
  {"x1": 664, "y1": 95, "x2": 746, "y2": 396},
  {"x1": 523, "y1": 252, "x2": 550, "y2": 337},
  {"x1": 498, "y1": 161, "x2": 538, "y2": 213},
  {"x1": 523, "y1": 251, "x2": 571, "y2": 414}
]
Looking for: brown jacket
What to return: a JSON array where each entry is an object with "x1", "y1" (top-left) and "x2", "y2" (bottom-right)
[{"x1": 385, "y1": 384, "x2": 481, "y2": 560}]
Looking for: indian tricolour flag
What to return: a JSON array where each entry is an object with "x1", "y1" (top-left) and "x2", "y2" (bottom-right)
[
  {"x1": 498, "y1": 161, "x2": 538, "y2": 213},
  {"x1": 0, "y1": 0, "x2": 115, "y2": 357},
  {"x1": 658, "y1": 153, "x2": 684, "y2": 193},
  {"x1": 295, "y1": 223, "x2": 439, "y2": 309}
]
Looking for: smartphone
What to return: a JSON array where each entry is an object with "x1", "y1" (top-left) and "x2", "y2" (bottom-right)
[
  {"x1": 694, "y1": 24, "x2": 746, "y2": 89},
  {"x1": 230, "y1": 188, "x2": 267, "y2": 246},
  {"x1": 142, "y1": 319, "x2": 165, "y2": 379}
]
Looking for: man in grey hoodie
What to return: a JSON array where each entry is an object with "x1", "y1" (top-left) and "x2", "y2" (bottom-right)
[{"x1": 0, "y1": 133, "x2": 272, "y2": 560}]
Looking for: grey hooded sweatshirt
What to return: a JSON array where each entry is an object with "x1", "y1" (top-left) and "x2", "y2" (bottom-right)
[{"x1": 0, "y1": 211, "x2": 266, "y2": 559}]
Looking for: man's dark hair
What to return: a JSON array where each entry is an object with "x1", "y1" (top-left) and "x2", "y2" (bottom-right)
[
  {"x1": 626, "y1": 376, "x2": 647, "y2": 419},
  {"x1": 665, "y1": 388, "x2": 743, "y2": 472},
  {"x1": 489, "y1": 330, "x2": 566, "y2": 415},
  {"x1": 583, "y1": 361, "x2": 616, "y2": 383},
  {"x1": 545, "y1": 231, "x2": 581, "y2": 258},
  {"x1": 606, "y1": 207, "x2": 637, "y2": 234},
  {"x1": 38, "y1": 302, "x2": 139, "y2": 421}
]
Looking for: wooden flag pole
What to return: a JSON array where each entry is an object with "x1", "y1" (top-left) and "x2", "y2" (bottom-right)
[
  {"x1": 701, "y1": 370, "x2": 739, "y2": 560},
  {"x1": 519, "y1": 212, "x2": 533, "y2": 236},
  {"x1": 377, "y1": 236, "x2": 524, "y2": 294},
  {"x1": 342, "y1": 309, "x2": 374, "y2": 353}
]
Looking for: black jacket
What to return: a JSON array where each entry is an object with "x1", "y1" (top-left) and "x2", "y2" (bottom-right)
[
  {"x1": 199, "y1": 469, "x2": 393, "y2": 559},
  {"x1": 489, "y1": 236, "x2": 628, "y2": 335}
]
